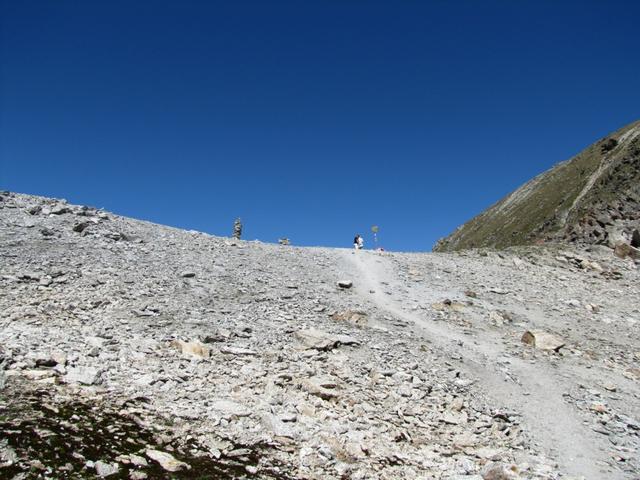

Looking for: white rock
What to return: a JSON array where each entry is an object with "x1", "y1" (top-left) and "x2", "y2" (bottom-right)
[
  {"x1": 94, "y1": 460, "x2": 119, "y2": 477},
  {"x1": 261, "y1": 413, "x2": 297, "y2": 439},
  {"x1": 295, "y1": 328, "x2": 359, "y2": 351},
  {"x1": 220, "y1": 346, "x2": 258, "y2": 356},
  {"x1": 301, "y1": 375, "x2": 340, "y2": 400},
  {"x1": 441, "y1": 410, "x2": 468, "y2": 425},
  {"x1": 521, "y1": 330, "x2": 565, "y2": 351},
  {"x1": 171, "y1": 339, "x2": 210, "y2": 359},
  {"x1": 129, "y1": 454, "x2": 148, "y2": 467},
  {"x1": 145, "y1": 450, "x2": 189, "y2": 472},
  {"x1": 210, "y1": 399, "x2": 251, "y2": 417},
  {"x1": 64, "y1": 366, "x2": 101, "y2": 385}
]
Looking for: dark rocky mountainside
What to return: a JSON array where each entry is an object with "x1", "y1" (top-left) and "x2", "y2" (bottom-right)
[{"x1": 434, "y1": 120, "x2": 640, "y2": 252}]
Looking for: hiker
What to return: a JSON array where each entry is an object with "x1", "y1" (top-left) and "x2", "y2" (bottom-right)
[{"x1": 354, "y1": 234, "x2": 364, "y2": 250}]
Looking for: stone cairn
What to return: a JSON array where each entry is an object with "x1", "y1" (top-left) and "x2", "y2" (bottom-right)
[{"x1": 232, "y1": 218, "x2": 242, "y2": 240}]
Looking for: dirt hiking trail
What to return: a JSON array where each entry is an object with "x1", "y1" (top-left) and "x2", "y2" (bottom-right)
[{"x1": 339, "y1": 249, "x2": 622, "y2": 480}]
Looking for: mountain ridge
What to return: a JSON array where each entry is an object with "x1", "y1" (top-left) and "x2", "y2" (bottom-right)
[{"x1": 434, "y1": 119, "x2": 640, "y2": 252}]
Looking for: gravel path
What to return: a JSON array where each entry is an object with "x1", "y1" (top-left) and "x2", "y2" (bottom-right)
[{"x1": 341, "y1": 250, "x2": 623, "y2": 479}]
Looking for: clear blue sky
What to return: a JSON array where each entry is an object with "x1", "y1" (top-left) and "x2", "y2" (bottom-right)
[{"x1": 1, "y1": 1, "x2": 638, "y2": 251}]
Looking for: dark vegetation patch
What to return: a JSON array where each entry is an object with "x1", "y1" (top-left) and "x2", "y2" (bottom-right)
[
  {"x1": 0, "y1": 378, "x2": 294, "y2": 479},
  {"x1": 599, "y1": 137, "x2": 618, "y2": 153}
]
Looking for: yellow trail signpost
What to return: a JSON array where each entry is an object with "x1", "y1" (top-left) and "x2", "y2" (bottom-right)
[{"x1": 371, "y1": 225, "x2": 379, "y2": 248}]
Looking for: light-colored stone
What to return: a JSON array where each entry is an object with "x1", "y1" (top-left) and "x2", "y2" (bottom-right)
[
  {"x1": 441, "y1": 410, "x2": 468, "y2": 425},
  {"x1": 145, "y1": 449, "x2": 189, "y2": 472},
  {"x1": 521, "y1": 330, "x2": 565, "y2": 351},
  {"x1": 294, "y1": 328, "x2": 358, "y2": 351},
  {"x1": 171, "y1": 339, "x2": 210, "y2": 359},
  {"x1": 481, "y1": 462, "x2": 519, "y2": 480},
  {"x1": 64, "y1": 366, "x2": 101, "y2": 385},
  {"x1": 0, "y1": 440, "x2": 18, "y2": 466},
  {"x1": 301, "y1": 375, "x2": 340, "y2": 400},
  {"x1": 128, "y1": 454, "x2": 148, "y2": 467},
  {"x1": 220, "y1": 346, "x2": 257, "y2": 356},
  {"x1": 94, "y1": 460, "x2": 119, "y2": 477},
  {"x1": 261, "y1": 413, "x2": 297, "y2": 439},
  {"x1": 210, "y1": 399, "x2": 251, "y2": 417},
  {"x1": 472, "y1": 447, "x2": 504, "y2": 461},
  {"x1": 488, "y1": 310, "x2": 510, "y2": 325}
]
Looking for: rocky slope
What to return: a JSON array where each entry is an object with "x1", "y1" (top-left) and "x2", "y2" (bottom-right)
[
  {"x1": 434, "y1": 120, "x2": 640, "y2": 252},
  {"x1": 1, "y1": 192, "x2": 639, "y2": 479}
]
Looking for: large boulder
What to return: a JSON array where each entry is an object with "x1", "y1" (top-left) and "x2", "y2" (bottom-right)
[
  {"x1": 64, "y1": 366, "x2": 102, "y2": 385},
  {"x1": 521, "y1": 330, "x2": 565, "y2": 352}
]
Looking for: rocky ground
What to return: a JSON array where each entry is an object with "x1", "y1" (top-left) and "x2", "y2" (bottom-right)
[{"x1": 1, "y1": 191, "x2": 639, "y2": 479}]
